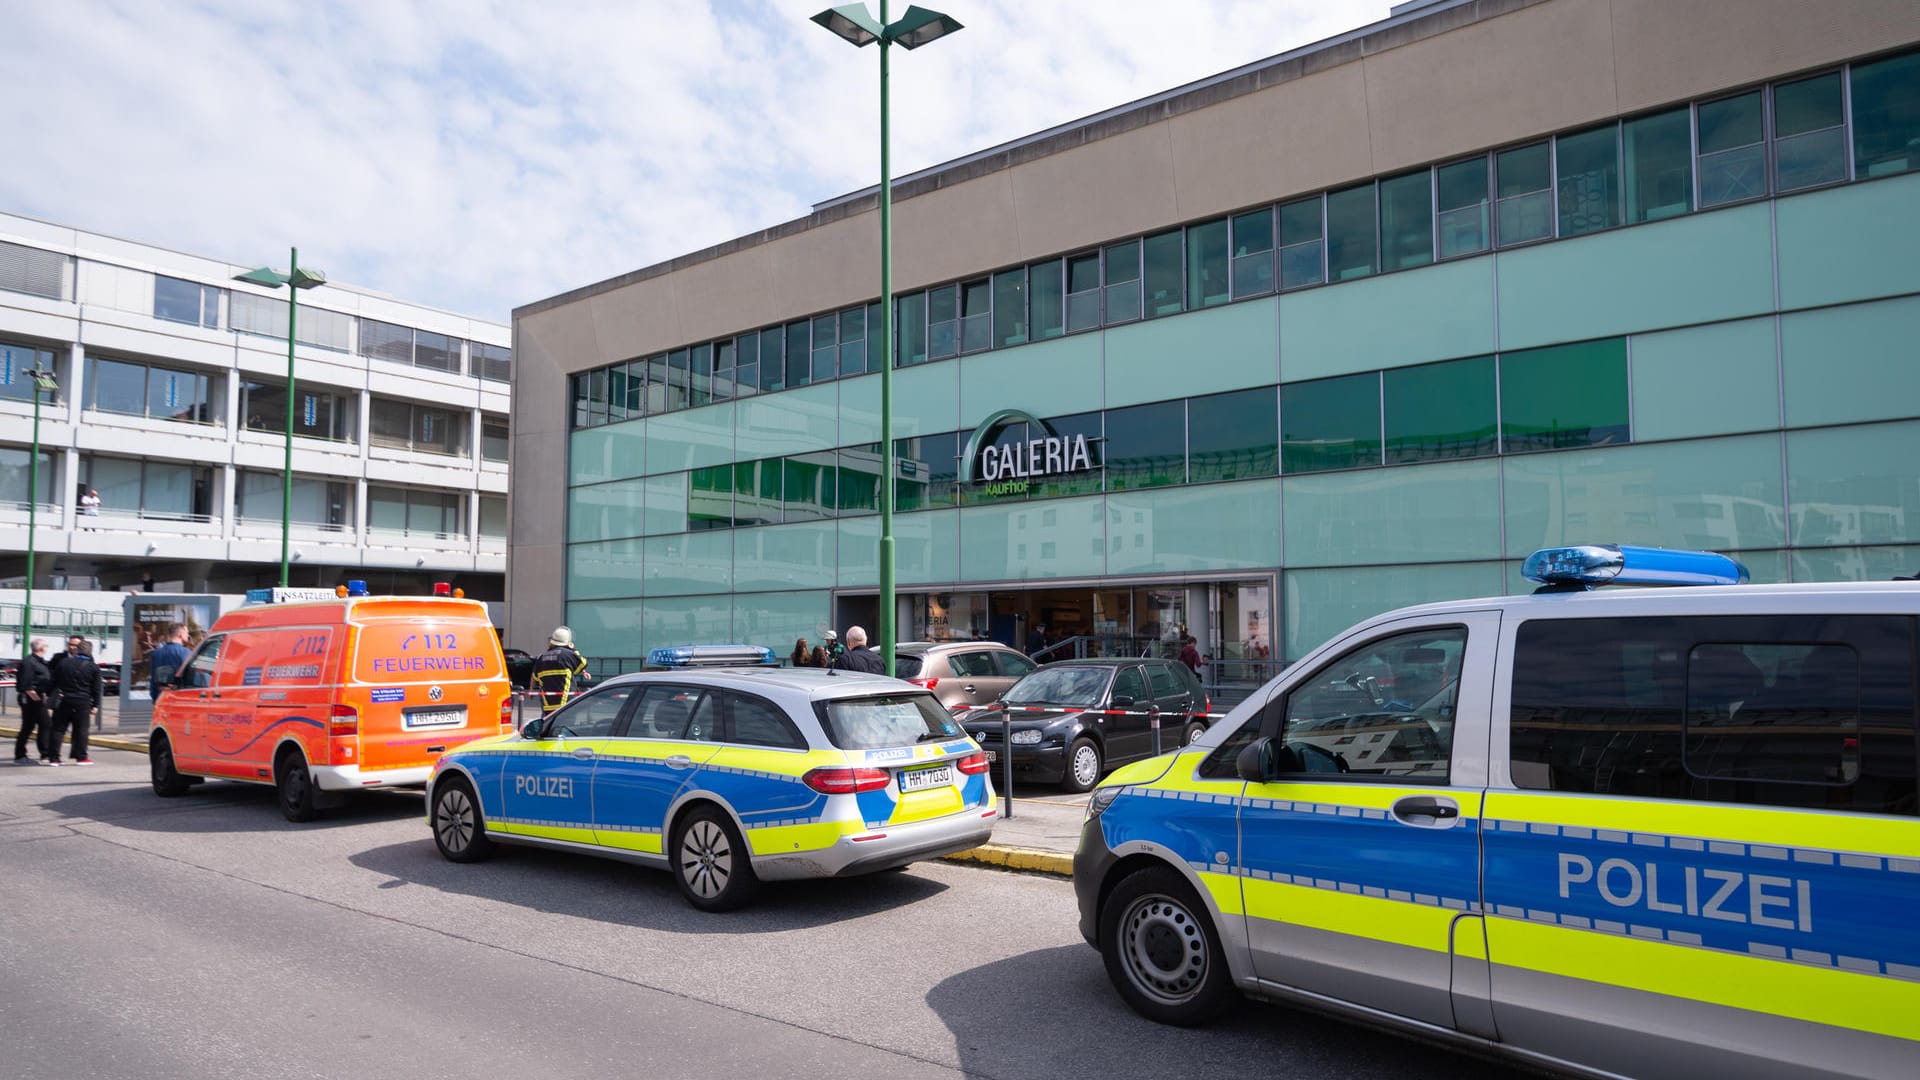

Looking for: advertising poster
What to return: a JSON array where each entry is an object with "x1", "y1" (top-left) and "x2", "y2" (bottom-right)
[{"x1": 124, "y1": 597, "x2": 216, "y2": 694}]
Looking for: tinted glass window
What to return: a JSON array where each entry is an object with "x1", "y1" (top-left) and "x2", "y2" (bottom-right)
[
  {"x1": 1499, "y1": 338, "x2": 1629, "y2": 452},
  {"x1": 1435, "y1": 157, "x2": 1489, "y2": 259},
  {"x1": 895, "y1": 431, "x2": 958, "y2": 512},
  {"x1": 1280, "y1": 627, "x2": 1465, "y2": 780},
  {"x1": 1623, "y1": 107, "x2": 1692, "y2": 223},
  {"x1": 1104, "y1": 400, "x2": 1184, "y2": 491},
  {"x1": 1384, "y1": 356, "x2": 1496, "y2": 464},
  {"x1": 1027, "y1": 261, "x2": 1064, "y2": 341},
  {"x1": 947, "y1": 650, "x2": 997, "y2": 678},
  {"x1": 1325, "y1": 184, "x2": 1376, "y2": 282},
  {"x1": 1282, "y1": 373, "x2": 1380, "y2": 474},
  {"x1": 688, "y1": 465, "x2": 732, "y2": 530},
  {"x1": 1142, "y1": 230, "x2": 1184, "y2": 317},
  {"x1": 728, "y1": 693, "x2": 804, "y2": 749},
  {"x1": 1850, "y1": 51, "x2": 1920, "y2": 180},
  {"x1": 1699, "y1": 90, "x2": 1766, "y2": 206},
  {"x1": 1496, "y1": 141, "x2": 1553, "y2": 245},
  {"x1": 1378, "y1": 169, "x2": 1433, "y2": 271},
  {"x1": 1556, "y1": 124, "x2": 1620, "y2": 236},
  {"x1": 1113, "y1": 667, "x2": 1147, "y2": 702},
  {"x1": 1509, "y1": 616, "x2": 1916, "y2": 814},
  {"x1": 1773, "y1": 72, "x2": 1846, "y2": 192},
  {"x1": 552, "y1": 685, "x2": 638, "y2": 739},
  {"x1": 1186, "y1": 218, "x2": 1229, "y2": 308},
  {"x1": 1188, "y1": 387, "x2": 1278, "y2": 483},
  {"x1": 1278, "y1": 196, "x2": 1324, "y2": 289},
  {"x1": 1030, "y1": 411, "x2": 1103, "y2": 500},
  {"x1": 817, "y1": 693, "x2": 960, "y2": 750},
  {"x1": 1147, "y1": 663, "x2": 1182, "y2": 698}
]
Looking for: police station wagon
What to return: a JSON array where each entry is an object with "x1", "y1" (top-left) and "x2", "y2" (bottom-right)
[
  {"x1": 426, "y1": 668, "x2": 997, "y2": 910},
  {"x1": 1074, "y1": 545, "x2": 1918, "y2": 1080}
]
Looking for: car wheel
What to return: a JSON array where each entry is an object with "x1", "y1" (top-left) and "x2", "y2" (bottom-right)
[
  {"x1": 671, "y1": 806, "x2": 759, "y2": 912},
  {"x1": 1062, "y1": 737, "x2": 1103, "y2": 793},
  {"x1": 276, "y1": 748, "x2": 319, "y2": 823},
  {"x1": 150, "y1": 733, "x2": 192, "y2": 797},
  {"x1": 431, "y1": 778, "x2": 494, "y2": 863},
  {"x1": 1183, "y1": 722, "x2": 1206, "y2": 747},
  {"x1": 1100, "y1": 864, "x2": 1235, "y2": 1026}
]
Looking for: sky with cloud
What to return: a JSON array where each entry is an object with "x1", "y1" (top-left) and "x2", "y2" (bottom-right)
[{"x1": 2, "y1": 0, "x2": 1394, "y2": 324}]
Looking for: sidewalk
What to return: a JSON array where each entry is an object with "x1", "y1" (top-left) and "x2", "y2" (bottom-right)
[{"x1": 0, "y1": 714, "x2": 1084, "y2": 877}]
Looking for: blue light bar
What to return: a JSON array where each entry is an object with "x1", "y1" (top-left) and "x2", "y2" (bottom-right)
[
  {"x1": 346, "y1": 580, "x2": 369, "y2": 597},
  {"x1": 645, "y1": 644, "x2": 778, "y2": 668},
  {"x1": 1523, "y1": 544, "x2": 1750, "y2": 588}
]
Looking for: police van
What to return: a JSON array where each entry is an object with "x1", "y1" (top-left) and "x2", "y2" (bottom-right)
[{"x1": 1073, "y1": 545, "x2": 1917, "y2": 1080}]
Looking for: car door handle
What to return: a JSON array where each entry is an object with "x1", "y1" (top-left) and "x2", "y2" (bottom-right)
[
  {"x1": 667, "y1": 755, "x2": 693, "y2": 769},
  {"x1": 210, "y1": 691, "x2": 221, "y2": 699},
  {"x1": 1392, "y1": 796, "x2": 1460, "y2": 825},
  {"x1": 962, "y1": 684, "x2": 976, "y2": 694},
  {"x1": 571, "y1": 748, "x2": 594, "y2": 760}
]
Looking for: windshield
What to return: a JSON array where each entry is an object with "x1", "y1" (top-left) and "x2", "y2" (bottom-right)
[
  {"x1": 1003, "y1": 666, "x2": 1113, "y2": 708},
  {"x1": 817, "y1": 693, "x2": 961, "y2": 750}
]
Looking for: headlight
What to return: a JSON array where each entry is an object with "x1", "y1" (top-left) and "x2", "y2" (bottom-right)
[
  {"x1": 1010, "y1": 728, "x2": 1042, "y2": 744},
  {"x1": 1087, "y1": 785, "x2": 1126, "y2": 819}
]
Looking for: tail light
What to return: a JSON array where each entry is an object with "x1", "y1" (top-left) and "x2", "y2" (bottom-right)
[
  {"x1": 954, "y1": 751, "x2": 989, "y2": 775},
  {"x1": 328, "y1": 704, "x2": 359, "y2": 738},
  {"x1": 802, "y1": 766, "x2": 892, "y2": 794},
  {"x1": 498, "y1": 696, "x2": 514, "y2": 729},
  {"x1": 909, "y1": 678, "x2": 938, "y2": 690},
  {"x1": 1203, "y1": 695, "x2": 1211, "y2": 718}
]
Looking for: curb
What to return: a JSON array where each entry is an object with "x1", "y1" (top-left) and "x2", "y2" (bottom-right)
[
  {"x1": 2, "y1": 725, "x2": 1080, "y2": 878},
  {"x1": 1, "y1": 726, "x2": 149, "y2": 756},
  {"x1": 941, "y1": 843, "x2": 1074, "y2": 877}
]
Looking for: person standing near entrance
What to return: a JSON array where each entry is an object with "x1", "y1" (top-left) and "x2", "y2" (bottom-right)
[
  {"x1": 44, "y1": 635, "x2": 103, "y2": 765},
  {"x1": 532, "y1": 626, "x2": 590, "y2": 714},
  {"x1": 1178, "y1": 635, "x2": 1204, "y2": 675},
  {"x1": 1026, "y1": 621, "x2": 1049, "y2": 658},
  {"x1": 148, "y1": 622, "x2": 191, "y2": 699},
  {"x1": 13, "y1": 639, "x2": 53, "y2": 763}
]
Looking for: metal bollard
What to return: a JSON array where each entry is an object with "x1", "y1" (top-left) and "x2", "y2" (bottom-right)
[
  {"x1": 1150, "y1": 706, "x2": 1161, "y2": 756},
  {"x1": 1000, "y1": 712, "x2": 1014, "y2": 820}
]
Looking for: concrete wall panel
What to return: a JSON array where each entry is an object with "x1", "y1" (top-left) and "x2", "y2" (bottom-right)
[
  {"x1": 893, "y1": 170, "x2": 1022, "y2": 292},
  {"x1": 1009, "y1": 122, "x2": 1181, "y2": 260},
  {"x1": 1166, "y1": 63, "x2": 1373, "y2": 219}
]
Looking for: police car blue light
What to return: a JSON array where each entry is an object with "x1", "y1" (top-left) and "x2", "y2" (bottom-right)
[
  {"x1": 1521, "y1": 544, "x2": 1749, "y2": 588},
  {"x1": 645, "y1": 643, "x2": 778, "y2": 669}
]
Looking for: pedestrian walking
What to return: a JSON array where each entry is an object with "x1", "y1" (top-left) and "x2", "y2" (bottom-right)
[
  {"x1": 12, "y1": 639, "x2": 53, "y2": 763},
  {"x1": 147, "y1": 622, "x2": 191, "y2": 699},
  {"x1": 532, "y1": 626, "x2": 590, "y2": 715},
  {"x1": 831, "y1": 626, "x2": 886, "y2": 674},
  {"x1": 44, "y1": 635, "x2": 103, "y2": 765},
  {"x1": 1178, "y1": 635, "x2": 1204, "y2": 675}
]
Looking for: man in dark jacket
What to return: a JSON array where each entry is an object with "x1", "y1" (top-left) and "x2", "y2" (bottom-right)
[
  {"x1": 832, "y1": 626, "x2": 886, "y2": 675},
  {"x1": 45, "y1": 635, "x2": 104, "y2": 766},
  {"x1": 532, "y1": 625, "x2": 591, "y2": 715},
  {"x1": 12, "y1": 639, "x2": 53, "y2": 763}
]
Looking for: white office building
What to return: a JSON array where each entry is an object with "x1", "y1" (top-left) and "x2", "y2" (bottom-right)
[{"x1": 0, "y1": 210, "x2": 511, "y2": 603}]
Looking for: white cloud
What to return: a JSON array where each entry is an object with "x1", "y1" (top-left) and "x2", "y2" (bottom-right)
[{"x1": 0, "y1": 0, "x2": 1391, "y2": 322}]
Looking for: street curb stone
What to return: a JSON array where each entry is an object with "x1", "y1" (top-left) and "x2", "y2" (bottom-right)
[{"x1": 2, "y1": 726, "x2": 1076, "y2": 877}]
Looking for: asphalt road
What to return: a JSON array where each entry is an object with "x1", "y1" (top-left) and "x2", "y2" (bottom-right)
[{"x1": 0, "y1": 749, "x2": 1527, "y2": 1080}]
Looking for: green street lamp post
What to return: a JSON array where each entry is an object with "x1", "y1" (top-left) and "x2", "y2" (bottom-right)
[
  {"x1": 19, "y1": 361, "x2": 58, "y2": 657},
  {"x1": 812, "y1": 2, "x2": 963, "y2": 676},
  {"x1": 234, "y1": 249, "x2": 326, "y2": 588}
]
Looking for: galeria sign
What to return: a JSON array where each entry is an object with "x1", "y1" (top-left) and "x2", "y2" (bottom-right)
[{"x1": 960, "y1": 408, "x2": 1103, "y2": 496}]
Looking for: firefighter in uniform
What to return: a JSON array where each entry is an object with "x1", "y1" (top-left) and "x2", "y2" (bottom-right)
[{"x1": 532, "y1": 626, "x2": 590, "y2": 714}]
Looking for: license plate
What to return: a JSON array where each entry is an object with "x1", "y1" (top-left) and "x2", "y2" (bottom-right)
[
  {"x1": 403, "y1": 706, "x2": 467, "y2": 729},
  {"x1": 898, "y1": 763, "x2": 954, "y2": 792}
]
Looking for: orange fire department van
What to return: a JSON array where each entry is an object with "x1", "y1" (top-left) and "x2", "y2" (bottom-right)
[{"x1": 148, "y1": 583, "x2": 514, "y2": 821}]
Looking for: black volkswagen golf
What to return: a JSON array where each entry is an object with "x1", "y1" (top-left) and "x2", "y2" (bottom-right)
[{"x1": 962, "y1": 658, "x2": 1209, "y2": 792}]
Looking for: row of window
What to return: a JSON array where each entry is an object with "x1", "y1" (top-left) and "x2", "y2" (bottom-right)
[
  {"x1": 0, "y1": 345, "x2": 508, "y2": 462},
  {"x1": 570, "y1": 337, "x2": 1631, "y2": 536},
  {"x1": 0, "y1": 445, "x2": 504, "y2": 538},
  {"x1": 567, "y1": 47, "x2": 1920, "y2": 430},
  {"x1": 0, "y1": 241, "x2": 512, "y2": 383}
]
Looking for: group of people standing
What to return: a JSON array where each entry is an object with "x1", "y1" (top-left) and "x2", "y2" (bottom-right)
[
  {"x1": 790, "y1": 626, "x2": 917, "y2": 676},
  {"x1": 11, "y1": 635, "x2": 108, "y2": 767}
]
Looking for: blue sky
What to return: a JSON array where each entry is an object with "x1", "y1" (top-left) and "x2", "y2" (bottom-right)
[{"x1": 1, "y1": 0, "x2": 1388, "y2": 323}]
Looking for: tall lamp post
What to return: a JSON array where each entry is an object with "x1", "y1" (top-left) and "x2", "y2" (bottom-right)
[
  {"x1": 19, "y1": 361, "x2": 58, "y2": 656},
  {"x1": 812, "y1": 2, "x2": 963, "y2": 676},
  {"x1": 233, "y1": 250, "x2": 326, "y2": 588}
]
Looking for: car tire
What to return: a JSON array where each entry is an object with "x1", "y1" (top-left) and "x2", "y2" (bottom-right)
[
  {"x1": 275, "y1": 748, "x2": 319, "y2": 823},
  {"x1": 671, "y1": 805, "x2": 759, "y2": 912},
  {"x1": 1100, "y1": 864, "x2": 1235, "y2": 1026},
  {"x1": 150, "y1": 732, "x2": 192, "y2": 797},
  {"x1": 1183, "y1": 722, "x2": 1207, "y2": 747},
  {"x1": 1062, "y1": 737, "x2": 1103, "y2": 793},
  {"x1": 431, "y1": 777, "x2": 494, "y2": 863}
]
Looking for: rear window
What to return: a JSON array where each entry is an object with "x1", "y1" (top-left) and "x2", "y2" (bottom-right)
[
  {"x1": 353, "y1": 620, "x2": 504, "y2": 683},
  {"x1": 1005, "y1": 666, "x2": 1113, "y2": 708},
  {"x1": 816, "y1": 693, "x2": 962, "y2": 750}
]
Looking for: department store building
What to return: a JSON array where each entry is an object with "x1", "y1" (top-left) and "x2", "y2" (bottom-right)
[{"x1": 509, "y1": 0, "x2": 1920, "y2": 669}]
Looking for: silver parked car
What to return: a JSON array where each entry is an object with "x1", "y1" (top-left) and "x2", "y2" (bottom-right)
[{"x1": 895, "y1": 640, "x2": 1040, "y2": 715}]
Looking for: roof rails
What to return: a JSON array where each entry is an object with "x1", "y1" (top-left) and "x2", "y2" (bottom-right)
[{"x1": 1522, "y1": 544, "x2": 1750, "y2": 593}]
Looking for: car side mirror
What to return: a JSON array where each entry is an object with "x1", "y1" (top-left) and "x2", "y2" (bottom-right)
[
  {"x1": 1236, "y1": 736, "x2": 1277, "y2": 781},
  {"x1": 1111, "y1": 694, "x2": 1136, "y2": 708},
  {"x1": 520, "y1": 717, "x2": 545, "y2": 739}
]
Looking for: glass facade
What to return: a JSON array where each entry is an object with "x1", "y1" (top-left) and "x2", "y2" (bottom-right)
[{"x1": 551, "y1": 46, "x2": 1920, "y2": 668}]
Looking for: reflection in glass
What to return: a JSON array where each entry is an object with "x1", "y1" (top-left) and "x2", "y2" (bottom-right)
[
  {"x1": 1698, "y1": 91, "x2": 1765, "y2": 206},
  {"x1": 1186, "y1": 218, "x2": 1229, "y2": 307},
  {"x1": 1499, "y1": 338, "x2": 1629, "y2": 452},
  {"x1": 1378, "y1": 170, "x2": 1433, "y2": 271},
  {"x1": 1282, "y1": 373, "x2": 1381, "y2": 473},
  {"x1": 1188, "y1": 387, "x2": 1277, "y2": 482},
  {"x1": 1495, "y1": 142, "x2": 1553, "y2": 245},
  {"x1": 1623, "y1": 107, "x2": 1692, "y2": 223},
  {"x1": 1435, "y1": 158, "x2": 1489, "y2": 259},
  {"x1": 1104, "y1": 400, "x2": 1184, "y2": 491},
  {"x1": 1850, "y1": 51, "x2": 1920, "y2": 179},
  {"x1": 1556, "y1": 124, "x2": 1620, "y2": 236},
  {"x1": 1325, "y1": 185, "x2": 1376, "y2": 282},
  {"x1": 1384, "y1": 357, "x2": 1496, "y2": 464}
]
